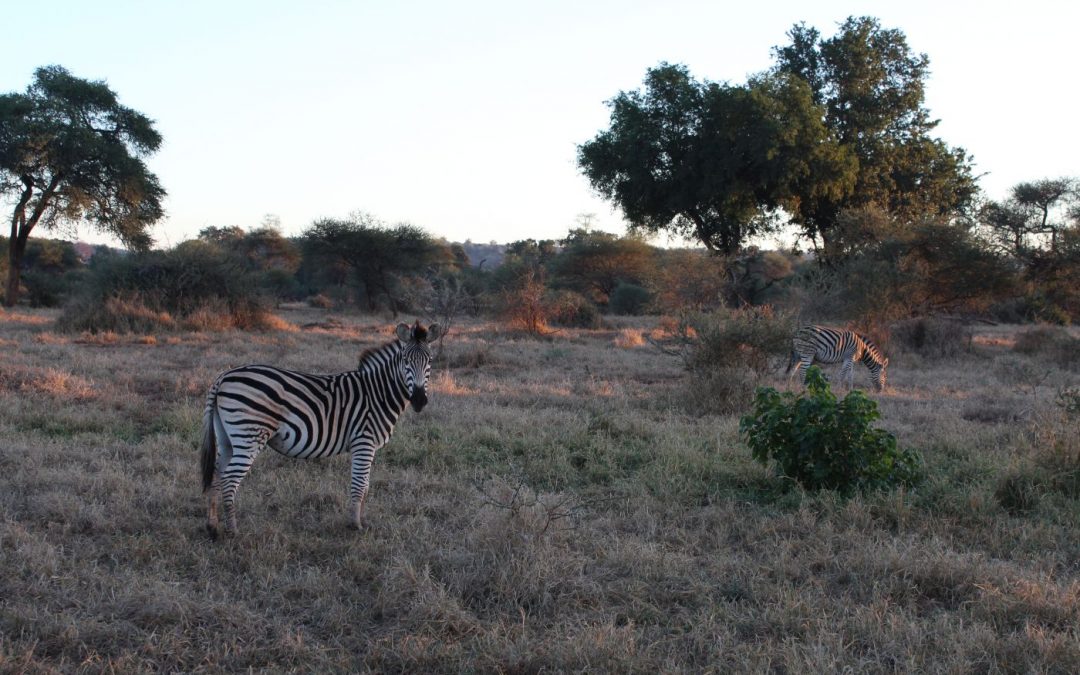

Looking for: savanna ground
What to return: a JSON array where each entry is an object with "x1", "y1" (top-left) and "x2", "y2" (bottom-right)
[{"x1": 1, "y1": 307, "x2": 1078, "y2": 673}]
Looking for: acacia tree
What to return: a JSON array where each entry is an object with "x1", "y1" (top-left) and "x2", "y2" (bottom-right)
[
  {"x1": 578, "y1": 64, "x2": 852, "y2": 255},
  {"x1": 302, "y1": 213, "x2": 445, "y2": 314},
  {"x1": 0, "y1": 66, "x2": 165, "y2": 306},
  {"x1": 548, "y1": 228, "x2": 655, "y2": 304},
  {"x1": 979, "y1": 177, "x2": 1078, "y2": 258},
  {"x1": 772, "y1": 17, "x2": 978, "y2": 253}
]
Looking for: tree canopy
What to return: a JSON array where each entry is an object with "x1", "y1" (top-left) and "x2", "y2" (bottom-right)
[
  {"x1": 0, "y1": 65, "x2": 165, "y2": 305},
  {"x1": 301, "y1": 213, "x2": 449, "y2": 314},
  {"x1": 548, "y1": 228, "x2": 654, "y2": 304},
  {"x1": 578, "y1": 63, "x2": 851, "y2": 255},
  {"x1": 979, "y1": 177, "x2": 1077, "y2": 258},
  {"x1": 772, "y1": 17, "x2": 978, "y2": 251},
  {"x1": 579, "y1": 17, "x2": 977, "y2": 258}
]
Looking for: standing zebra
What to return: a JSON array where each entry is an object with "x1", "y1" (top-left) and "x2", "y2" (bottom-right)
[
  {"x1": 200, "y1": 321, "x2": 441, "y2": 537},
  {"x1": 786, "y1": 325, "x2": 888, "y2": 392}
]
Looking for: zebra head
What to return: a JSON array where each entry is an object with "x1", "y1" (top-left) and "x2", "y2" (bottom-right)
[
  {"x1": 874, "y1": 357, "x2": 889, "y2": 391},
  {"x1": 395, "y1": 321, "x2": 442, "y2": 412}
]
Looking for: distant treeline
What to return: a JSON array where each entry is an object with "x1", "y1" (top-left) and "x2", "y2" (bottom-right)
[{"x1": 9, "y1": 182, "x2": 1080, "y2": 333}]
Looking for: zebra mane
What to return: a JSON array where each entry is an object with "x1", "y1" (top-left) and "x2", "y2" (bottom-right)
[{"x1": 356, "y1": 339, "x2": 405, "y2": 373}]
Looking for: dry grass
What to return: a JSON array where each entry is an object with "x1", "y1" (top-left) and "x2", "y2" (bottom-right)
[{"x1": 1, "y1": 307, "x2": 1078, "y2": 672}]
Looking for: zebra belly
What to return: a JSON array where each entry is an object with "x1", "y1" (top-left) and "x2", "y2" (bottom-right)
[{"x1": 270, "y1": 414, "x2": 353, "y2": 459}]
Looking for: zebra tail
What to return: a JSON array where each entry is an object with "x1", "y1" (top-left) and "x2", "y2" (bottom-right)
[{"x1": 200, "y1": 390, "x2": 218, "y2": 492}]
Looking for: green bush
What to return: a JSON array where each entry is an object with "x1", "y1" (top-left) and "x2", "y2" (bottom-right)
[
  {"x1": 739, "y1": 366, "x2": 922, "y2": 495},
  {"x1": 608, "y1": 282, "x2": 651, "y2": 315},
  {"x1": 546, "y1": 289, "x2": 602, "y2": 329}
]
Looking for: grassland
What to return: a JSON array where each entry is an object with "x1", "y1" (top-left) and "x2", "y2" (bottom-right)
[{"x1": 1, "y1": 308, "x2": 1078, "y2": 673}]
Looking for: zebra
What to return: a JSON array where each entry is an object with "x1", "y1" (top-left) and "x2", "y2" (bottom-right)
[
  {"x1": 785, "y1": 325, "x2": 888, "y2": 392},
  {"x1": 200, "y1": 321, "x2": 441, "y2": 537}
]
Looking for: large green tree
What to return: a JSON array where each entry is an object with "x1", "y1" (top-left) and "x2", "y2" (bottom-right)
[
  {"x1": 0, "y1": 66, "x2": 165, "y2": 306},
  {"x1": 772, "y1": 17, "x2": 978, "y2": 252},
  {"x1": 578, "y1": 64, "x2": 852, "y2": 255}
]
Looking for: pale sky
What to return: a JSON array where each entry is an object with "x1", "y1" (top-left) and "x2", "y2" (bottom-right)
[{"x1": 3, "y1": 0, "x2": 1077, "y2": 248}]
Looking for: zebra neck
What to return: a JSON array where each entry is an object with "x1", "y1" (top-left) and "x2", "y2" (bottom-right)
[
  {"x1": 357, "y1": 340, "x2": 405, "y2": 374},
  {"x1": 356, "y1": 340, "x2": 410, "y2": 411},
  {"x1": 861, "y1": 348, "x2": 883, "y2": 367}
]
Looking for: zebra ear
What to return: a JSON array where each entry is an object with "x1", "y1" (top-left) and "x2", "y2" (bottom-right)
[
  {"x1": 426, "y1": 324, "x2": 442, "y2": 342},
  {"x1": 395, "y1": 323, "x2": 411, "y2": 342}
]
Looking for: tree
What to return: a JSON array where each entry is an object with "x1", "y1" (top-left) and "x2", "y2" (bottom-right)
[
  {"x1": 199, "y1": 224, "x2": 303, "y2": 302},
  {"x1": 979, "y1": 177, "x2": 1078, "y2": 258},
  {"x1": 301, "y1": 213, "x2": 445, "y2": 314},
  {"x1": 0, "y1": 66, "x2": 165, "y2": 306},
  {"x1": 578, "y1": 64, "x2": 851, "y2": 255},
  {"x1": 772, "y1": 17, "x2": 978, "y2": 254},
  {"x1": 1012, "y1": 178, "x2": 1076, "y2": 252},
  {"x1": 548, "y1": 228, "x2": 655, "y2": 304}
]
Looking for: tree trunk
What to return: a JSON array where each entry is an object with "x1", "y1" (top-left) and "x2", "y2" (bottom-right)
[
  {"x1": 5, "y1": 259, "x2": 20, "y2": 308},
  {"x1": 5, "y1": 174, "x2": 60, "y2": 307},
  {"x1": 5, "y1": 178, "x2": 34, "y2": 307}
]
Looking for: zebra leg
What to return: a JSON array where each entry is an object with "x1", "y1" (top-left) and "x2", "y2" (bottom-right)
[
  {"x1": 205, "y1": 412, "x2": 232, "y2": 539},
  {"x1": 349, "y1": 440, "x2": 378, "y2": 529},
  {"x1": 786, "y1": 353, "x2": 801, "y2": 386},
  {"x1": 219, "y1": 428, "x2": 271, "y2": 535},
  {"x1": 798, "y1": 357, "x2": 813, "y2": 386},
  {"x1": 839, "y1": 361, "x2": 854, "y2": 391}
]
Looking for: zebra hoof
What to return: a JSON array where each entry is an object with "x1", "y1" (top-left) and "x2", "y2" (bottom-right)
[{"x1": 206, "y1": 523, "x2": 219, "y2": 540}]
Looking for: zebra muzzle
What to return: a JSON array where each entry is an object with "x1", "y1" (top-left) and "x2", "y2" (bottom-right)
[{"x1": 409, "y1": 387, "x2": 428, "y2": 412}]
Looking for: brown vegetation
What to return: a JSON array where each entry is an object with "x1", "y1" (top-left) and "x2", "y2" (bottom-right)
[{"x1": 1, "y1": 308, "x2": 1078, "y2": 672}]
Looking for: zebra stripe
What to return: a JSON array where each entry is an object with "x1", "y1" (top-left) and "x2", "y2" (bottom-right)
[
  {"x1": 201, "y1": 321, "x2": 441, "y2": 536},
  {"x1": 785, "y1": 325, "x2": 888, "y2": 391}
]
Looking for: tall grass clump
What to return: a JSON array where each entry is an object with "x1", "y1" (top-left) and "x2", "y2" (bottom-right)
[
  {"x1": 740, "y1": 366, "x2": 922, "y2": 495},
  {"x1": 57, "y1": 241, "x2": 282, "y2": 333}
]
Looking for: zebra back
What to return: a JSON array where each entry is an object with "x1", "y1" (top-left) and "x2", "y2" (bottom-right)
[{"x1": 791, "y1": 324, "x2": 888, "y2": 390}]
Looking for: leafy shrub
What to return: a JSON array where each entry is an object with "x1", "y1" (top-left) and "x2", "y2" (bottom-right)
[
  {"x1": 497, "y1": 268, "x2": 550, "y2": 334},
  {"x1": 673, "y1": 306, "x2": 795, "y2": 414},
  {"x1": 547, "y1": 290, "x2": 601, "y2": 329},
  {"x1": 57, "y1": 242, "x2": 280, "y2": 333},
  {"x1": 23, "y1": 269, "x2": 85, "y2": 308},
  {"x1": 609, "y1": 282, "x2": 651, "y2": 315},
  {"x1": 892, "y1": 317, "x2": 971, "y2": 359},
  {"x1": 739, "y1": 366, "x2": 922, "y2": 495}
]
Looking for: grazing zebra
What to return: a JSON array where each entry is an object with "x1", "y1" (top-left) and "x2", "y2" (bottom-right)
[
  {"x1": 785, "y1": 325, "x2": 888, "y2": 392},
  {"x1": 200, "y1": 321, "x2": 441, "y2": 537}
]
